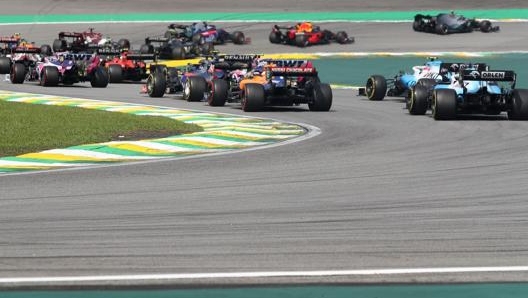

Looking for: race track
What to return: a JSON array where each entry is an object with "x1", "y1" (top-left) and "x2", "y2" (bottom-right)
[{"x1": 2, "y1": 0, "x2": 528, "y2": 287}]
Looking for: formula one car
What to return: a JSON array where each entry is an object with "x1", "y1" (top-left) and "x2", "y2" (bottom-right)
[
  {"x1": 52, "y1": 28, "x2": 130, "y2": 53},
  {"x1": 35, "y1": 51, "x2": 109, "y2": 87},
  {"x1": 360, "y1": 58, "x2": 447, "y2": 101},
  {"x1": 100, "y1": 49, "x2": 155, "y2": 83},
  {"x1": 413, "y1": 12, "x2": 499, "y2": 34},
  {"x1": 269, "y1": 22, "x2": 353, "y2": 47},
  {"x1": 0, "y1": 46, "x2": 45, "y2": 84},
  {"x1": 0, "y1": 34, "x2": 52, "y2": 57},
  {"x1": 238, "y1": 60, "x2": 332, "y2": 111},
  {"x1": 139, "y1": 35, "x2": 214, "y2": 60},
  {"x1": 165, "y1": 22, "x2": 249, "y2": 45},
  {"x1": 406, "y1": 64, "x2": 528, "y2": 120}
]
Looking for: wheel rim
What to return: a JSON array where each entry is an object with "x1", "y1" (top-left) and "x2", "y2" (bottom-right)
[
  {"x1": 147, "y1": 76, "x2": 153, "y2": 95},
  {"x1": 366, "y1": 78, "x2": 374, "y2": 98},
  {"x1": 183, "y1": 81, "x2": 190, "y2": 99},
  {"x1": 431, "y1": 93, "x2": 437, "y2": 117}
]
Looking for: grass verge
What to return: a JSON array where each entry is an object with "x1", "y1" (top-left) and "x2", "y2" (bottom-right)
[{"x1": 0, "y1": 100, "x2": 203, "y2": 157}]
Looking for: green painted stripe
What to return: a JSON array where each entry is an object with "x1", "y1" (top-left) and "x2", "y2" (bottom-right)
[{"x1": 0, "y1": 9, "x2": 527, "y2": 24}]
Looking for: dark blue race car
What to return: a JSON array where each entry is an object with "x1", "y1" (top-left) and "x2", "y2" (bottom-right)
[{"x1": 413, "y1": 12, "x2": 499, "y2": 35}]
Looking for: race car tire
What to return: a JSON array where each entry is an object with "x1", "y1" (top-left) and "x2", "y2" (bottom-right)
[
  {"x1": 146, "y1": 72, "x2": 166, "y2": 98},
  {"x1": 140, "y1": 44, "x2": 154, "y2": 54},
  {"x1": 90, "y1": 66, "x2": 109, "y2": 88},
  {"x1": 508, "y1": 89, "x2": 528, "y2": 120},
  {"x1": 108, "y1": 64, "x2": 123, "y2": 83},
  {"x1": 52, "y1": 39, "x2": 67, "y2": 52},
  {"x1": 407, "y1": 85, "x2": 428, "y2": 115},
  {"x1": 335, "y1": 31, "x2": 349, "y2": 44},
  {"x1": 230, "y1": 31, "x2": 245, "y2": 44},
  {"x1": 184, "y1": 76, "x2": 207, "y2": 102},
  {"x1": 480, "y1": 20, "x2": 492, "y2": 33},
  {"x1": 40, "y1": 66, "x2": 59, "y2": 87},
  {"x1": 10, "y1": 63, "x2": 26, "y2": 84},
  {"x1": 269, "y1": 31, "x2": 281, "y2": 44},
  {"x1": 435, "y1": 23, "x2": 449, "y2": 35},
  {"x1": 171, "y1": 46, "x2": 186, "y2": 60},
  {"x1": 0, "y1": 57, "x2": 11, "y2": 74},
  {"x1": 309, "y1": 83, "x2": 333, "y2": 111},
  {"x1": 295, "y1": 34, "x2": 308, "y2": 47},
  {"x1": 366, "y1": 75, "x2": 387, "y2": 101},
  {"x1": 432, "y1": 89, "x2": 457, "y2": 120},
  {"x1": 208, "y1": 79, "x2": 229, "y2": 106},
  {"x1": 413, "y1": 20, "x2": 422, "y2": 31},
  {"x1": 40, "y1": 44, "x2": 53, "y2": 56},
  {"x1": 117, "y1": 39, "x2": 131, "y2": 50},
  {"x1": 192, "y1": 34, "x2": 203, "y2": 44},
  {"x1": 242, "y1": 83, "x2": 265, "y2": 112}
]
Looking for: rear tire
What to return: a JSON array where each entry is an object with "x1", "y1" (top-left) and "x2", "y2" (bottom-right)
[
  {"x1": 208, "y1": 79, "x2": 228, "y2": 106},
  {"x1": 242, "y1": 83, "x2": 265, "y2": 112},
  {"x1": 0, "y1": 57, "x2": 11, "y2": 74},
  {"x1": 117, "y1": 38, "x2": 131, "y2": 49},
  {"x1": 407, "y1": 85, "x2": 428, "y2": 115},
  {"x1": 146, "y1": 71, "x2": 167, "y2": 98},
  {"x1": 171, "y1": 46, "x2": 186, "y2": 59},
  {"x1": 140, "y1": 44, "x2": 154, "y2": 54},
  {"x1": 52, "y1": 39, "x2": 66, "y2": 52},
  {"x1": 40, "y1": 66, "x2": 59, "y2": 86},
  {"x1": 432, "y1": 89, "x2": 457, "y2": 120},
  {"x1": 40, "y1": 44, "x2": 52, "y2": 56},
  {"x1": 90, "y1": 66, "x2": 109, "y2": 88},
  {"x1": 269, "y1": 31, "x2": 281, "y2": 43},
  {"x1": 365, "y1": 75, "x2": 387, "y2": 101},
  {"x1": 508, "y1": 89, "x2": 528, "y2": 120},
  {"x1": 309, "y1": 83, "x2": 332, "y2": 111},
  {"x1": 108, "y1": 64, "x2": 123, "y2": 83},
  {"x1": 184, "y1": 76, "x2": 207, "y2": 102},
  {"x1": 11, "y1": 63, "x2": 26, "y2": 84}
]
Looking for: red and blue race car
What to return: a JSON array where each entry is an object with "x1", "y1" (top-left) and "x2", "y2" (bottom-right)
[{"x1": 269, "y1": 22, "x2": 353, "y2": 47}]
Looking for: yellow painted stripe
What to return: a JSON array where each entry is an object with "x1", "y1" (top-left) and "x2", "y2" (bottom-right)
[{"x1": 17, "y1": 152, "x2": 108, "y2": 162}]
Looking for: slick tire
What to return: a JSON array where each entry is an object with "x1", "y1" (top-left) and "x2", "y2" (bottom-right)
[
  {"x1": 0, "y1": 57, "x2": 11, "y2": 74},
  {"x1": 40, "y1": 66, "x2": 59, "y2": 87},
  {"x1": 146, "y1": 71, "x2": 167, "y2": 98},
  {"x1": 407, "y1": 85, "x2": 428, "y2": 115},
  {"x1": 242, "y1": 83, "x2": 265, "y2": 112},
  {"x1": 365, "y1": 75, "x2": 387, "y2": 101},
  {"x1": 432, "y1": 89, "x2": 457, "y2": 120},
  {"x1": 90, "y1": 66, "x2": 109, "y2": 88},
  {"x1": 11, "y1": 63, "x2": 26, "y2": 84},
  {"x1": 309, "y1": 83, "x2": 333, "y2": 111},
  {"x1": 269, "y1": 31, "x2": 281, "y2": 44},
  {"x1": 108, "y1": 64, "x2": 123, "y2": 83},
  {"x1": 508, "y1": 89, "x2": 528, "y2": 120},
  {"x1": 184, "y1": 76, "x2": 207, "y2": 102},
  {"x1": 208, "y1": 79, "x2": 228, "y2": 106},
  {"x1": 231, "y1": 31, "x2": 245, "y2": 44}
]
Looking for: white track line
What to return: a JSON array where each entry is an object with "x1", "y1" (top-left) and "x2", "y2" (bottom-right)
[{"x1": 1, "y1": 267, "x2": 528, "y2": 284}]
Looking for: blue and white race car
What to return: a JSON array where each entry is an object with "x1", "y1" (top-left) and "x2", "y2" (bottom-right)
[
  {"x1": 361, "y1": 58, "x2": 446, "y2": 101},
  {"x1": 407, "y1": 63, "x2": 528, "y2": 120}
]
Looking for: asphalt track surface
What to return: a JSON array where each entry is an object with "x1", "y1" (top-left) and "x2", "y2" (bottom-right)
[{"x1": 2, "y1": 0, "x2": 528, "y2": 287}]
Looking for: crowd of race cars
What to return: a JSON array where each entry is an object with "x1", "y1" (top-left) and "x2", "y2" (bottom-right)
[{"x1": 1, "y1": 12, "x2": 522, "y2": 118}]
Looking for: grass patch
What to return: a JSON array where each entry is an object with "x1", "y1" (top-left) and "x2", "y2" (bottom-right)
[{"x1": 0, "y1": 100, "x2": 203, "y2": 157}]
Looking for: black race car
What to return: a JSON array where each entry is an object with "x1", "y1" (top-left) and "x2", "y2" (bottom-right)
[
  {"x1": 413, "y1": 12, "x2": 499, "y2": 35},
  {"x1": 140, "y1": 36, "x2": 214, "y2": 60}
]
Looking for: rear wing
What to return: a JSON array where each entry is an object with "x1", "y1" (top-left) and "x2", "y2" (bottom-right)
[
  {"x1": 145, "y1": 37, "x2": 170, "y2": 44},
  {"x1": 0, "y1": 37, "x2": 19, "y2": 44},
  {"x1": 97, "y1": 49, "x2": 156, "y2": 60},
  {"x1": 270, "y1": 66, "x2": 317, "y2": 76},
  {"x1": 439, "y1": 62, "x2": 488, "y2": 74},
  {"x1": 461, "y1": 70, "x2": 516, "y2": 82},
  {"x1": 12, "y1": 47, "x2": 40, "y2": 54},
  {"x1": 58, "y1": 32, "x2": 84, "y2": 38}
]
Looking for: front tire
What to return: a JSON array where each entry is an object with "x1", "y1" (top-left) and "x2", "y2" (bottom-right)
[
  {"x1": 230, "y1": 31, "x2": 245, "y2": 44},
  {"x1": 335, "y1": 31, "x2": 349, "y2": 44},
  {"x1": 432, "y1": 89, "x2": 457, "y2": 120},
  {"x1": 295, "y1": 34, "x2": 308, "y2": 47},
  {"x1": 365, "y1": 75, "x2": 387, "y2": 101},
  {"x1": 435, "y1": 23, "x2": 448, "y2": 35}
]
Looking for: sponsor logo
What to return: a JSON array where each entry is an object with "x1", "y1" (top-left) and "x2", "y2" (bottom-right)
[
  {"x1": 223, "y1": 54, "x2": 260, "y2": 61},
  {"x1": 271, "y1": 67, "x2": 314, "y2": 73},
  {"x1": 468, "y1": 70, "x2": 480, "y2": 79},
  {"x1": 62, "y1": 53, "x2": 92, "y2": 61},
  {"x1": 481, "y1": 71, "x2": 505, "y2": 79},
  {"x1": 272, "y1": 60, "x2": 308, "y2": 67}
]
